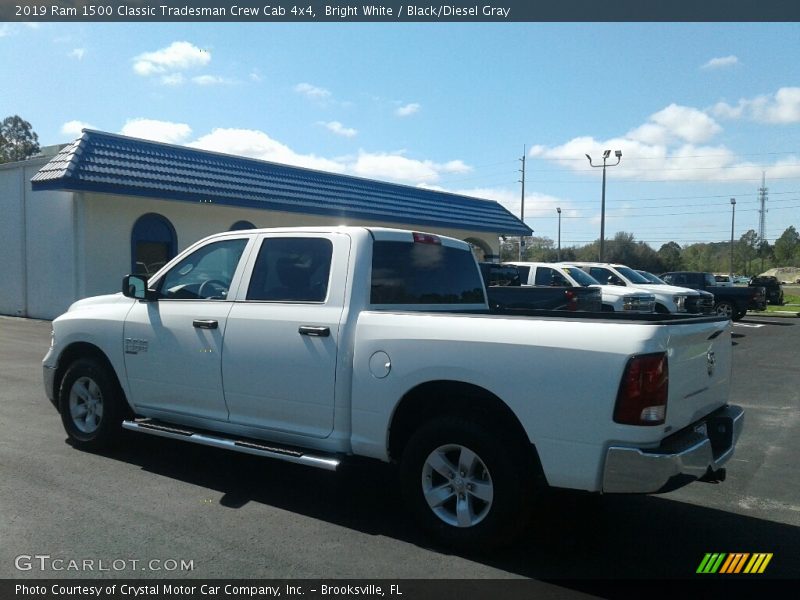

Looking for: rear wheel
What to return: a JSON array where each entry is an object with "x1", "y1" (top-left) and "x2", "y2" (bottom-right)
[
  {"x1": 714, "y1": 301, "x2": 735, "y2": 319},
  {"x1": 400, "y1": 416, "x2": 535, "y2": 550},
  {"x1": 59, "y1": 358, "x2": 126, "y2": 451}
]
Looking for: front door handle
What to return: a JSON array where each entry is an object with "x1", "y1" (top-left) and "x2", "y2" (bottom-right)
[
  {"x1": 193, "y1": 319, "x2": 218, "y2": 329},
  {"x1": 299, "y1": 325, "x2": 330, "y2": 337}
]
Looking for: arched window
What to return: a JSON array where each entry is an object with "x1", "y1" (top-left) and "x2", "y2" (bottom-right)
[
  {"x1": 131, "y1": 213, "x2": 177, "y2": 276},
  {"x1": 230, "y1": 220, "x2": 256, "y2": 231}
]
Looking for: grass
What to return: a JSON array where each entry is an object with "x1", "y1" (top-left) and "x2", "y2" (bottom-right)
[{"x1": 761, "y1": 293, "x2": 800, "y2": 316}]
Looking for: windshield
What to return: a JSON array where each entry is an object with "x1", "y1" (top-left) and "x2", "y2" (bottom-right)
[
  {"x1": 637, "y1": 271, "x2": 666, "y2": 284},
  {"x1": 562, "y1": 266, "x2": 600, "y2": 286},
  {"x1": 615, "y1": 266, "x2": 651, "y2": 284}
]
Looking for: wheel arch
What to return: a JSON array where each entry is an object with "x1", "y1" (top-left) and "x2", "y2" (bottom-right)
[
  {"x1": 387, "y1": 380, "x2": 545, "y2": 482},
  {"x1": 55, "y1": 342, "x2": 130, "y2": 414}
]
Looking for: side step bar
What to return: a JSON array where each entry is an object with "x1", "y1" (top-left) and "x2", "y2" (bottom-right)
[{"x1": 122, "y1": 419, "x2": 341, "y2": 471}]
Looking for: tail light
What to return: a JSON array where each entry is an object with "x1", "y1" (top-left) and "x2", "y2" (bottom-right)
[
  {"x1": 614, "y1": 352, "x2": 669, "y2": 426},
  {"x1": 412, "y1": 232, "x2": 441, "y2": 245}
]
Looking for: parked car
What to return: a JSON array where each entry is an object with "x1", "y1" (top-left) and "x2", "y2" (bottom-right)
[
  {"x1": 659, "y1": 271, "x2": 767, "y2": 320},
  {"x1": 507, "y1": 262, "x2": 656, "y2": 313},
  {"x1": 749, "y1": 276, "x2": 784, "y2": 305},
  {"x1": 478, "y1": 263, "x2": 602, "y2": 312},
  {"x1": 43, "y1": 226, "x2": 743, "y2": 550},
  {"x1": 733, "y1": 275, "x2": 750, "y2": 284},
  {"x1": 714, "y1": 275, "x2": 734, "y2": 287},
  {"x1": 636, "y1": 270, "x2": 715, "y2": 315},
  {"x1": 567, "y1": 262, "x2": 709, "y2": 315}
]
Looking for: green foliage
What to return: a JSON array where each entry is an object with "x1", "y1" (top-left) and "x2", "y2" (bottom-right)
[{"x1": 0, "y1": 115, "x2": 40, "y2": 163}]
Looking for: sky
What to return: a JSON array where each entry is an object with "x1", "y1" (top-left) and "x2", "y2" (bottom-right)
[{"x1": 2, "y1": 21, "x2": 800, "y2": 249}]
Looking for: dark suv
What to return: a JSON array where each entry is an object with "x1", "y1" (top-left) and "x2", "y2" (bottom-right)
[{"x1": 749, "y1": 276, "x2": 784, "y2": 305}]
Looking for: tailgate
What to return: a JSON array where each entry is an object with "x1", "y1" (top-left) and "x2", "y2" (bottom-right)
[{"x1": 662, "y1": 318, "x2": 732, "y2": 431}]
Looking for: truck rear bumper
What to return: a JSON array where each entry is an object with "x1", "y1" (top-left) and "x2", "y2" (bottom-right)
[{"x1": 602, "y1": 405, "x2": 744, "y2": 493}]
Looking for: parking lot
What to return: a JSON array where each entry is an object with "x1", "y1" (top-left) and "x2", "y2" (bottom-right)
[{"x1": 1, "y1": 314, "x2": 798, "y2": 590}]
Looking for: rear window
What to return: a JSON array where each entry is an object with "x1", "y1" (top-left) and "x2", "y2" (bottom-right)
[{"x1": 371, "y1": 241, "x2": 485, "y2": 305}]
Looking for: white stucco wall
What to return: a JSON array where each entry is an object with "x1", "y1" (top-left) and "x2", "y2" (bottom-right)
[
  {"x1": 80, "y1": 193, "x2": 501, "y2": 300},
  {"x1": 0, "y1": 159, "x2": 76, "y2": 320}
]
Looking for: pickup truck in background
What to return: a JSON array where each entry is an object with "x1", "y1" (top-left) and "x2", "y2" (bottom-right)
[
  {"x1": 506, "y1": 261, "x2": 655, "y2": 313},
  {"x1": 636, "y1": 270, "x2": 715, "y2": 315},
  {"x1": 569, "y1": 262, "x2": 714, "y2": 316},
  {"x1": 660, "y1": 271, "x2": 767, "y2": 320},
  {"x1": 749, "y1": 276, "x2": 784, "y2": 305},
  {"x1": 43, "y1": 227, "x2": 744, "y2": 549},
  {"x1": 478, "y1": 262, "x2": 602, "y2": 312}
]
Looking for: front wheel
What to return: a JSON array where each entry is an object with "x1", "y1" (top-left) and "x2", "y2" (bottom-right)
[
  {"x1": 59, "y1": 358, "x2": 126, "y2": 451},
  {"x1": 400, "y1": 416, "x2": 535, "y2": 550}
]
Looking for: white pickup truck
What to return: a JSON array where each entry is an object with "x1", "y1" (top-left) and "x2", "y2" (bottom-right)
[
  {"x1": 505, "y1": 261, "x2": 656, "y2": 313},
  {"x1": 43, "y1": 227, "x2": 743, "y2": 549}
]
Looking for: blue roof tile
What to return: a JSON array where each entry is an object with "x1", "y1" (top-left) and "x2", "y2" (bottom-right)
[{"x1": 31, "y1": 130, "x2": 531, "y2": 236}]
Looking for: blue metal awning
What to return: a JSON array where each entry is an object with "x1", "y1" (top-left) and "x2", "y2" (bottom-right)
[{"x1": 31, "y1": 130, "x2": 532, "y2": 236}]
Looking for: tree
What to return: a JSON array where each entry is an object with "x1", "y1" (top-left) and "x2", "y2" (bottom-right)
[
  {"x1": 737, "y1": 229, "x2": 759, "y2": 275},
  {"x1": 657, "y1": 241, "x2": 683, "y2": 272},
  {"x1": 773, "y1": 226, "x2": 800, "y2": 266},
  {"x1": 0, "y1": 115, "x2": 40, "y2": 163}
]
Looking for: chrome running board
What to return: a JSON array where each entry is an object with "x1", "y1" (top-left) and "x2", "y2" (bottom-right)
[{"x1": 122, "y1": 419, "x2": 340, "y2": 471}]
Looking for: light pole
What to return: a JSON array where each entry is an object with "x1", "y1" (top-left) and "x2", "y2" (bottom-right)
[
  {"x1": 730, "y1": 198, "x2": 736, "y2": 278},
  {"x1": 556, "y1": 207, "x2": 562, "y2": 261},
  {"x1": 586, "y1": 149, "x2": 622, "y2": 261}
]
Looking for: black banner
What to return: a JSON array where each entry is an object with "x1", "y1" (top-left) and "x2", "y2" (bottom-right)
[{"x1": 3, "y1": 0, "x2": 800, "y2": 23}]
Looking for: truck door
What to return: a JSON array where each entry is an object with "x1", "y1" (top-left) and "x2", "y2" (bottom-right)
[
  {"x1": 123, "y1": 236, "x2": 252, "y2": 421},
  {"x1": 221, "y1": 233, "x2": 348, "y2": 438}
]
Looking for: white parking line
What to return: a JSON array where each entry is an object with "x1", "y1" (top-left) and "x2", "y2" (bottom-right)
[{"x1": 733, "y1": 323, "x2": 766, "y2": 328}]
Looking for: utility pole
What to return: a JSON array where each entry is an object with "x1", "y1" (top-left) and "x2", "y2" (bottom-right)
[
  {"x1": 519, "y1": 146, "x2": 526, "y2": 260},
  {"x1": 556, "y1": 207, "x2": 562, "y2": 261},
  {"x1": 730, "y1": 198, "x2": 736, "y2": 278},
  {"x1": 586, "y1": 150, "x2": 622, "y2": 261}
]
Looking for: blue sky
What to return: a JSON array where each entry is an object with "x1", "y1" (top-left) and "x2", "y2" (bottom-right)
[{"x1": 2, "y1": 21, "x2": 800, "y2": 248}]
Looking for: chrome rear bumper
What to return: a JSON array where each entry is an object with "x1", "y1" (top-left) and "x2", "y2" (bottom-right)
[{"x1": 602, "y1": 405, "x2": 744, "y2": 493}]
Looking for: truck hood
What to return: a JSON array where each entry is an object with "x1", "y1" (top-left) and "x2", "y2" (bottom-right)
[
  {"x1": 592, "y1": 285, "x2": 654, "y2": 299},
  {"x1": 635, "y1": 283, "x2": 700, "y2": 296},
  {"x1": 67, "y1": 292, "x2": 130, "y2": 312}
]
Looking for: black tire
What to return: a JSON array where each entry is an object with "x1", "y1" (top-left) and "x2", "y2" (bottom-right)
[
  {"x1": 732, "y1": 310, "x2": 746, "y2": 321},
  {"x1": 714, "y1": 301, "x2": 735, "y2": 319},
  {"x1": 400, "y1": 416, "x2": 536, "y2": 551},
  {"x1": 59, "y1": 358, "x2": 126, "y2": 451}
]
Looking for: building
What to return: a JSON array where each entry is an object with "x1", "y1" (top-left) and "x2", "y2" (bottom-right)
[{"x1": 1, "y1": 129, "x2": 530, "y2": 319}]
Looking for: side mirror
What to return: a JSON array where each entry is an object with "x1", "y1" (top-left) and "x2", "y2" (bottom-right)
[{"x1": 122, "y1": 275, "x2": 157, "y2": 301}]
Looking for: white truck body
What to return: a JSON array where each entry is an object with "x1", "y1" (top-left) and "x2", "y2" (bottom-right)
[
  {"x1": 505, "y1": 261, "x2": 656, "y2": 313},
  {"x1": 43, "y1": 227, "x2": 744, "y2": 548}
]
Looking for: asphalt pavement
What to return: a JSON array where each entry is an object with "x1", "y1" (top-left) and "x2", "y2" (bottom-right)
[{"x1": 1, "y1": 314, "x2": 797, "y2": 594}]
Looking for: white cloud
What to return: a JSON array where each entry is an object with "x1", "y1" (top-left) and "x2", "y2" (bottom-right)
[
  {"x1": 192, "y1": 75, "x2": 235, "y2": 86},
  {"x1": 68, "y1": 48, "x2": 86, "y2": 60},
  {"x1": 714, "y1": 87, "x2": 800, "y2": 124},
  {"x1": 120, "y1": 119, "x2": 193, "y2": 144},
  {"x1": 160, "y1": 73, "x2": 185, "y2": 86},
  {"x1": 61, "y1": 120, "x2": 95, "y2": 137},
  {"x1": 294, "y1": 82, "x2": 331, "y2": 100},
  {"x1": 322, "y1": 121, "x2": 357, "y2": 138},
  {"x1": 189, "y1": 128, "x2": 346, "y2": 173},
  {"x1": 133, "y1": 41, "x2": 210, "y2": 76},
  {"x1": 350, "y1": 152, "x2": 472, "y2": 184},
  {"x1": 249, "y1": 70, "x2": 263, "y2": 82},
  {"x1": 701, "y1": 55, "x2": 738, "y2": 70},
  {"x1": 396, "y1": 103, "x2": 421, "y2": 117},
  {"x1": 648, "y1": 104, "x2": 722, "y2": 144}
]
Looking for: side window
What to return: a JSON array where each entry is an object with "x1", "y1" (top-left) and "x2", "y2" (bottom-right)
[
  {"x1": 589, "y1": 267, "x2": 611, "y2": 283},
  {"x1": 157, "y1": 238, "x2": 248, "y2": 300},
  {"x1": 246, "y1": 237, "x2": 333, "y2": 302},
  {"x1": 534, "y1": 267, "x2": 553, "y2": 286}
]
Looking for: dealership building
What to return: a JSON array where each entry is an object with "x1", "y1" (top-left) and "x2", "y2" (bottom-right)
[{"x1": 0, "y1": 130, "x2": 530, "y2": 320}]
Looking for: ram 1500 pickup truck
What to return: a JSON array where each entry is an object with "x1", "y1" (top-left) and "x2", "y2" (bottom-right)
[
  {"x1": 478, "y1": 262, "x2": 602, "y2": 312},
  {"x1": 43, "y1": 227, "x2": 744, "y2": 549},
  {"x1": 506, "y1": 261, "x2": 656, "y2": 313},
  {"x1": 660, "y1": 271, "x2": 767, "y2": 320}
]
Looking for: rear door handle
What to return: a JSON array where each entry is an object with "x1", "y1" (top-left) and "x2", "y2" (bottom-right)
[
  {"x1": 193, "y1": 319, "x2": 218, "y2": 329},
  {"x1": 299, "y1": 325, "x2": 330, "y2": 337}
]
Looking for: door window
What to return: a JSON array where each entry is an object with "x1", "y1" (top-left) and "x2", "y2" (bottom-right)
[
  {"x1": 157, "y1": 238, "x2": 248, "y2": 300},
  {"x1": 246, "y1": 238, "x2": 333, "y2": 302}
]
